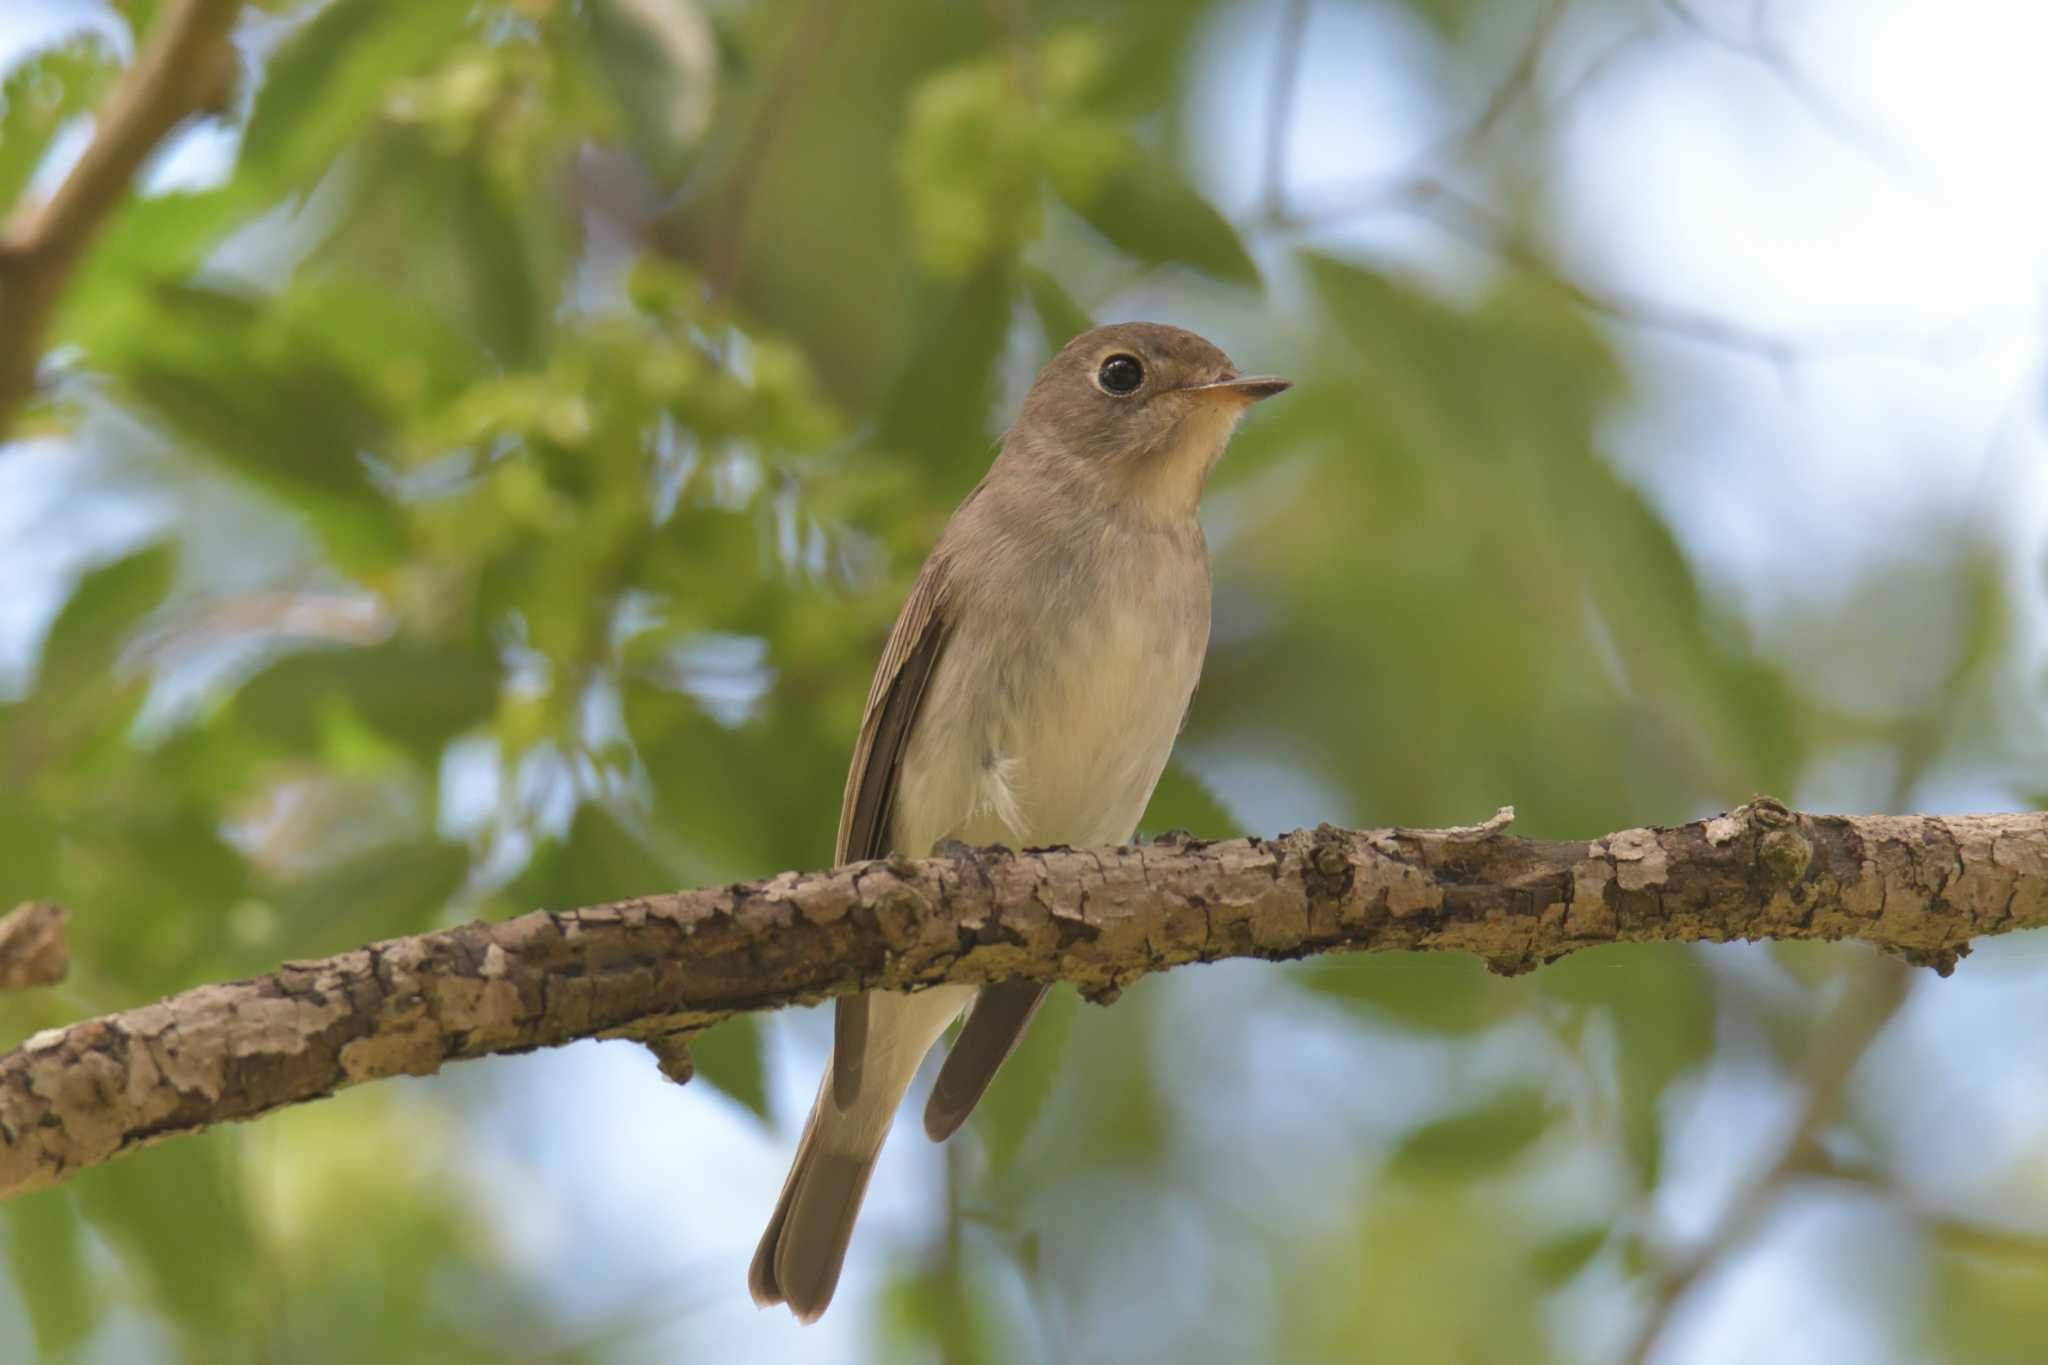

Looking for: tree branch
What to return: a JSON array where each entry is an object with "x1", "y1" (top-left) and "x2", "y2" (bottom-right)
[
  {"x1": 702, "y1": 0, "x2": 844, "y2": 301},
  {"x1": 1620, "y1": 954, "x2": 1909, "y2": 1364},
  {"x1": 0, "y1": 902, "x2": 69, "y2": 991},
  {"x1": 0, "y1": 0, "x2": 242, "y2": 435},
  {"x1": 4, "y1": 799, "x2": 2044, "y2": 1200},
  {"x1": 1258, "y1": 0, "x2": 1310, "y2": 224}
]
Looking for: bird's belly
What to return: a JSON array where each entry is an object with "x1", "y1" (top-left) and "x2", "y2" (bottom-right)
[
  {"x1": 899, "y1": 603, "x2": 1204, "y2": 855},
  {"x1": 1006, "y1": 626, "x2": 1195, "y2": 847}
]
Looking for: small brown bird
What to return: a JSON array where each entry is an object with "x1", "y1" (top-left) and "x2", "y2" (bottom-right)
[{"x1": 749, "y1": 322, "x2": 1289, "y2": 1321}]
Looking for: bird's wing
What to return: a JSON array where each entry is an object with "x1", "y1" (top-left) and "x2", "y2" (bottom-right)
[{"x1": 830, "y1": 552, "x2": 953, "y2": 1108}]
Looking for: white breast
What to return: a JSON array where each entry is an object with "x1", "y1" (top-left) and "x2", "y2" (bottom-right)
[
  {"x1": 892, "y1": 559, "x2": 1208, "y2": 856},
  {"x1": 996, "y1": 600, "x2": 1202, "y2": 847}
]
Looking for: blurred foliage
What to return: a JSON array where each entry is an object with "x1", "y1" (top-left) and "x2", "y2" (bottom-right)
[{"x1": 0, "y1": 0, "x2": 2043, "y2": 1361}]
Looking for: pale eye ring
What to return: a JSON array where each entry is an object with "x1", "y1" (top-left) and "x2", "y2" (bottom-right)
[{"x1": 1096, "y1": 353, "x2": 1144, "y2": 395}]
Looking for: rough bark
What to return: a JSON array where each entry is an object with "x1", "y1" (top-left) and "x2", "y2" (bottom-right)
[
  {"x1": 0, "y1": 903, "x2": 69, "y2": 991},
  {"x1": 4, "y1": 799, "x2": 2045, "y2": 1200}
]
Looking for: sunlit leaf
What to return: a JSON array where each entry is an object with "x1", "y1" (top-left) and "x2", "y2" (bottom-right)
[
  {"x1": 1389, "y1": 1089, "x2": 1556, "y2": 1177},
  {"x1": 513, "y1": 802, "x2": 685, "y2": 915},
  {"x1": 1283, "y1": 1181, "x2": 1558, "y2": 1363},
  {"x1": 1055, "y1": 139, "x2": 1259, "y2": 285},
  {"x1": 235, "y1": 642, "x2": 497, "y2": 758},
  {"x1": 0, "y1": 795, "x2": 60, "y2": 910},
  {"x1": 689, "y1": 1015, "x2": 770, "y2": 1121},
  {"x1": 102, "y1": 284, "x2": 408, "y2": 569},
  {"x1": 874, "y1": 264, "x2": 1013, "y2": 470},
  {"x1": 1932, "y1": 1217, "x2": 2048, "y2": 1363},
  {"x1": 75, "y1": 1134, "x2": 251, "y2": 1338},
  {"x1": 5, "y1": 1192, "x2": 97, "y2": 1357},
  {"x1": 1526, "y1": 1225, "x2": 1609, "y2": 1286},
  {"x1": 1137, "y1": 762, "x2": 1240, "y2": 841},
  {"x1": 239, "y1": 0, "x2": 474, "y2": 192},
  {"x1": 36, "y1": 541, "x2": 175, "y2": 700},
  {"x1": 270, "y1": 835, "x2": 470, "y2": 952},
  {"x1": 1296, "y1": 951, "x2": 1498, "y2": 1034},
  {"x1": 0, "y1": 36, "x2": 119, "y2": 214},
  {"x1": 1539, "y1": 944, "x2": 1713, "y2": 1187},
  {"x1": 1022, "y1": 267, "x2": 1093, "y2": 351},
  {"x1": 963, "y1": 985, "x2": 1076, "y2": 1174},
  {"x1": 578, "y1": 0, "x2": 717, "y2": 183}
]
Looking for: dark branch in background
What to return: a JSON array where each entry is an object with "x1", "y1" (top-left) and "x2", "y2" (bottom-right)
[
  {"x1": 1249, "y1": 0, "x2": 1989, "y2": 381},
  {"x1": 1621, "y1": 956, "x2": 1910, "y2": 1364},
  {"x1": 4, "y1": 799, "x2": 2047, "y2": 1201},
  {"x1": 1395, "y1": 180, "x2": 1982, "y2": 372},
  {"x1": 1661, "y1": 0, "x2": 1927, "y2": 189},
  {"x1": 0, "y1": 903, "x2": 69, "y2": 991},
  {"x1": 703, "y1": 0, "x2": 845, "y2": 301},
  {"x1": 0, "y1": 0, "x2": 241, "y2": 436},
  {"x1": 1258, "y1": 0, "x2": 1311, "y2": 224},
  {"x1": 1431, "y1": 0, "x2": 1570, "y2": 159},
  {"x1": 1624, "y1": 581, "x2": 1987, "y2": 1362},
  {"x1": 1253, "y1": 0, "x2": 1564, "y2": 231}
]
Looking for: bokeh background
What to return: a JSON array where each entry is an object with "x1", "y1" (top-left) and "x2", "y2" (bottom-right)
[{"x1": 4, "y1": 0, "x2": 2048, "y2": 1360}]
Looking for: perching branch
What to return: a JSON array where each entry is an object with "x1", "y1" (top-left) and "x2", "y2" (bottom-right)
[
  {"x1": 4, "y1": 799, "x2": 2045, "y2": 1201},
  {"x1": 0, "y1": 0, "x2": 242, "y2": 434}
]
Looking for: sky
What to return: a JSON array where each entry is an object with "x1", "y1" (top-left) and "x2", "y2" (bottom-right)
[{"x1": 6, "y1": 1, "x2": 2048, "y2": 1361}]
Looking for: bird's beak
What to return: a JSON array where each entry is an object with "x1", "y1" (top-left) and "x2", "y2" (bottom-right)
[{"x1": 1183, "y1": 375, "x2": 1292, "y2": 404}]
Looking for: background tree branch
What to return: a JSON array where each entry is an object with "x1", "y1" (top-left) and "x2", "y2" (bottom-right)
[
  {"x1": 0, "y1": 0, "x2": 241, "y2": 434},
  {"x1": 1621, "y1": 953, "x2": 1910, "y2": 1364},
  {"x1": 0, "y1": 903, "x2": 68, "y2": 991},
  {"x1": 4, "y1": 799, "x2": 2043, "y2": 1202}
]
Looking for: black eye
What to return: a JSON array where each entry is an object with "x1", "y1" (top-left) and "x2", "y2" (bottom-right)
[{"x1": 1097, "y1": 353, "x2": 1144, "y2": 395}]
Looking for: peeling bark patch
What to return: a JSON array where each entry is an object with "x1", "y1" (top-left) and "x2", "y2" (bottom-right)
[
  {"x1": 1, "y1": 799, "x2": 2043, "y2": 1200},
  {"x1": 1609, "y1": 828, "x2": 1669, "y2": 892}
]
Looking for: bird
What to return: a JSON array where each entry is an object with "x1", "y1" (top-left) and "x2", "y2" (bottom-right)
[{"x1": 749, "y1": 321, "x2": 1290, "y2": 1322}]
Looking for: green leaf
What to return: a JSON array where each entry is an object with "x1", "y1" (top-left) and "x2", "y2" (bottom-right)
[
  {"x1": 76, "y1": 1135, "x2": 250, "y2": 1338},
  {"x1": 55, "y1": 187, "x2": 257, "y2": 352},
  {"x1": 0, "y1": 35, "x2": 119, "y2": 214},
  {"x1": 688, "y1": 1016, "x2": 770, "y2": 1121},
  {"x1": 275, "y1": 279, "x2": 489, "y2": 412},
  {"x1": 512, "y1": 802, "x2": 682, "y2": 911},
  {"x1": 1526, "y1": 1225, "x2": 1609, "y2": 1286},
  {"x1": 1137, "y1": 762, "x2": 1241, "y2": 841},
  {"x1": 1538, "y1": 944, "x2": 1713, "y2": 1188},
  {"x1": 578, "y1": 0, "x2": 715, "y2": 184},
  {"x1": 124, "y1": 0, "x2": 165, "y2": 41},
  {"x1": 235, "y1": 642, "x2": 498, "y2": 758},
  {"x1": 6, "y1": 1192, "x2": 97, "y2": 1356},
  {"x1": 966, "y1": 985, "x2": 1077, "y2": 1173},
  {"x1": 1055, "y1": 140, "x2": 1259, "y2": 286},
  {"x1": 1022, "y1": 267, "x2": 1094, "y2": 352},
  {"x1": 874, "y1": 264, "x2": 1013, "y2": 470},
  {"x1": 37, "y1": 541, "x2": 177, "y2": 700},
  {"x1": 1296, "y1": 951, "x2": 1497, "y2": 1034},
  {"x1": 1388, "y1": 1089, "x2": 1555, "y2": 1177},
  {"x1": 272, "y1": 836, "x2": 471, "y2": 953},
  {"x1": 0, "y1": 794, "x2": 59, "y2": 908},
  {"x1": 239, "y1": 0, "x2": 474, "y2": 191},
  {"x1": 103, "y1": 284, "x2": 408, "y2": 570},
  {"x1": 441, "y1": 154, "x2": 550, "y2": 365},
  {"x1": 1932, "y1": 1221, "x2": 2048, "y2": 1361}
]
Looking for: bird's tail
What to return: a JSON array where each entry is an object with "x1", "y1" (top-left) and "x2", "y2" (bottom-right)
[{"x1": 749, "y1": 984, "x2": 974, "y2": 1322}]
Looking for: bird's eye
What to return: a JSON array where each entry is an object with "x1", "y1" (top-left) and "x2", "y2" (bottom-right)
[{"x1": 1096, "y1": 354, "x2": 1144, "y2": 395}]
